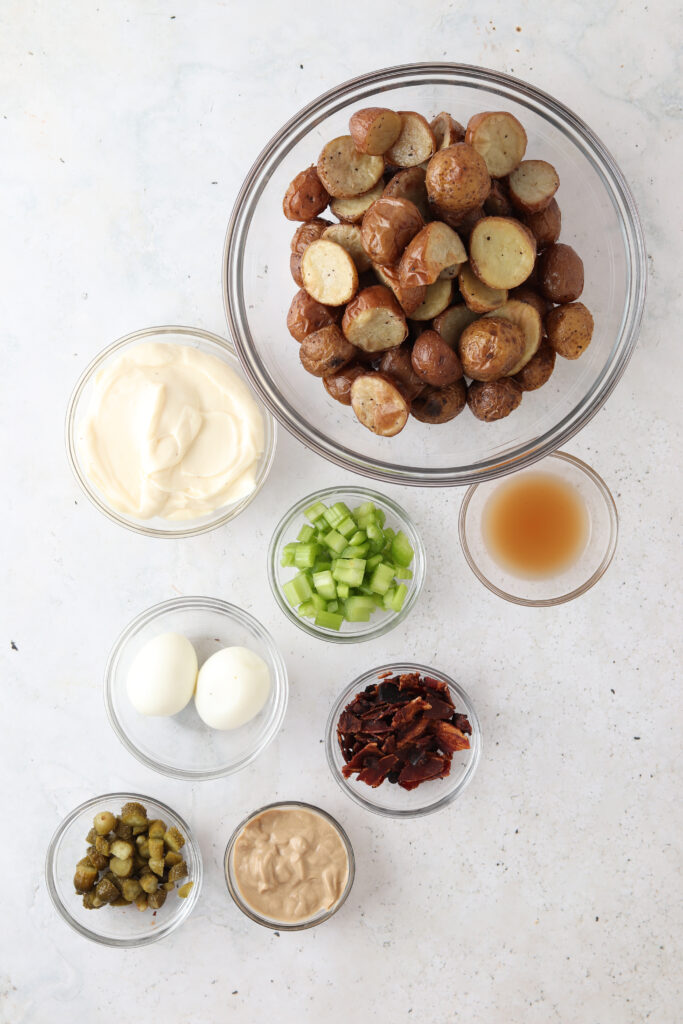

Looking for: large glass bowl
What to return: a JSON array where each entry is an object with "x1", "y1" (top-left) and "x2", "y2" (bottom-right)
[{"x1": 223, "y1": 63, "x2": 646, "y2": 487}]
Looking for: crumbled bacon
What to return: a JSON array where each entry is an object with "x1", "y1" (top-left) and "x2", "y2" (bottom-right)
[{"x1": 337, "y1": 671, "x2": 471, "y2": 792}]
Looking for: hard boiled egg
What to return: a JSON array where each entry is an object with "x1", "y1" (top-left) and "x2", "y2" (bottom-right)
[
  {"x1": 126, "y1": 633, "x2": 198, "y2": 716},
  {"x1": 194, "y1": 646, "x2": 271, "y2": 730}
]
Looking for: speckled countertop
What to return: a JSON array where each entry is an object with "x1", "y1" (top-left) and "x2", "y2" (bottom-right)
[{"x1": 1, "y1": 1, "x2": 681, "y2": 1021}]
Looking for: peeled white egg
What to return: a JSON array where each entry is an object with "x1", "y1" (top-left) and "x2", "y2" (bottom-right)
[
  {"x1": 194, "y1": 646, "x2": 271, "y2": 730},
  {"x1": 126, "y1": 633, "x2": 198, "y2": 716}
]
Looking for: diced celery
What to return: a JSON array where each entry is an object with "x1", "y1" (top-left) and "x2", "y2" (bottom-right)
[
  {"x1": 366, "y1": 523, "x2": 385, "y2": 549},
  {"x1": 391, "y1": 530, "x2": 414, "y2": 568},
  {"x1": 383, "y1": 527, "x2": 396, "y2": 545},
  {"x1": 390, "y1": 583, "x2": 408, "y2": 612},
  {"x1": 349, "y1": 530, "x2": 367, "y2": 546},
  {"x1": 393, "y1": 565, "x2": 413, "y2": 580},
  {"x1": 354, "y1": 501, "x2": 376, "y2": 518},
  {"x1": 345, "y1": 595, "x2": 375, "y2": 622},
  {"x1": 294, "y1": 543, "x2": 320, "y2": 569},
  {"x1": 312, "y1": 570, "x2": 337, "y2": 601},
  {"x1": 382, "y1": 587, "x2": 396, "y2": 610},
  {"x1": 315, "y1": 609, "x2": 343, "y2": 631},
  {"x1": 372, "y1": 593, "x2": 385, "y2": 608},
  {"x1": 337, "y1": 516, "x2": 357, "y2": 538},
  {"x1": 298, "y1": 600, "x2": 316, "y2": 618},
  {"x1": 369, "y1": 562, "x2": 395, "y2": 595},
  {"x1": 280, "y1": 542, "x2": 297, "y2": 568},
  {"x1": 374, "y1": 508, "x2": 386, "y2": 527},
  {"x1": 305, "y1": 500, "x2": 328, "y2": 522},
  {"x1": 341, "y1": 542, "x2": 370, "y2": 559},
  {"x1": 323, "y1": 502, "x2": 351, "y2": 529},
  {"x1": 332, "y1": 558, "x2": 366, "y2": 587},
  {"x1": 282, "y1": 573, "x2": 313, "y2": 606},
  {"x1": 327, "y1": 600, "x2": 339, "y2": 613},
  {"x1": 297, "y1": 524, "x2": 315, "y2": 543},
  {"x1": 366, "y1": 553, "x2": 383, "y2": 571},
  {"x1": 324, "y1": 529, "x2": 347, "y2": 555},
  {"x1": 336, "y1": 582, "x2": 350, "y2": 599}
]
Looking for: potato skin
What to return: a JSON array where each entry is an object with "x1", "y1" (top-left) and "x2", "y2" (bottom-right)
[
  {"x1": 290, "y1": 218, "x2": 332, "y2": 254},
  {"x1": 341, "y1": 285, "x2": 408, "y2": 352},
  {"x1": 373, "y1": 262, "x2": 426, "y2": 317},
  {"x1": 290, "y1": 252, "x2": 303, "y2": 287},
  {"x1": 546, "y1": 302, "x2": 594, "y2": 359},
  {"x1": 382, "y1": 167, "x2": 430, "y2": 221},
  {"x1": 287, "y1": 288, "x2": 339, "y2": 343},
  {"x1": 299, "y1": 324, "x2": 357, "y2": 377},
  {"x1": 322, "y1": 362, "x2": 367, "y2": 405},
  {"x1": 459, "y1": 316, "x2": 525, "y2": 381},
  {"x1": 508, "y1": 285, "x2": 550, "y2": 319},
  {"x1": 524, "y1": 199, "x2": 561, "y2": 249},
  {"x1": 484, "y1": 180, "x2": 513, "y2": 217},
  {"x1": 425, "y1": 143, "x2": 491, "y2": 217},
  {"x1": 430, "y1": 112, "x2": 465, "y2": 149},
  {"x1": 349, "y1": 107, "x2": 402, "y2": 155},
  {"x1": 378, "y1": 344, "x2": 425, "y2": 401},
  {"x1": 538, "y1": 243, "x2": 584, "y2": 303},
  {"x1": 350, "y1": 373, "x2": 410, "y2": 437},
  {"x1": 467, "y1": 378, "x2": 522, "y2": 421},
  {"x1": 513, "y1": 342, "x2": 556, "y2": 390},
  {"x1": 411, "y1": 330, "x2": 463, "y2": 387},
  {"x1": 412, "y1": 379, "x2": 467, "y2": 423},
  {"x1": 361, "y1": 197, "x2": 424, "y2": 266},
  {"x1": 399, "y1": 222, "x2": 467, "y2": 288},
  {"x1": 283, "y1": 166, "x2": 330, "y2": 221}
]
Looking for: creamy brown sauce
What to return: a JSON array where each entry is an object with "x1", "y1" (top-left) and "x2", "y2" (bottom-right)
[{"x1": 232, "y1": 806, "x2": 349, "y2": 924}]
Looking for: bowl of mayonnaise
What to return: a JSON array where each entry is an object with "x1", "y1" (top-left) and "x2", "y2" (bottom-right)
[{"x1": 66, "y1": 326, "x2": 276, "y2": 536}]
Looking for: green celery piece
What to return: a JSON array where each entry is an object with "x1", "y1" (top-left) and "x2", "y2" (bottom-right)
[
  {"x1": 297, "y1": 523, "x2": 315, "y2": 543},
  {"x1": 390, "y1": 584, "x2": 408, "y2": 612},
  {"x1": 280, "y1": 542, "x2": 297, "y2": 568},
  {"x1": 294, "y1": 543, "x2": 320, "y2": 569},
  {"x1": 305, "y1": 500, "x2": 328, "y2": 522},
  {"x1": 327, "y1": 600, "x2": 339, "y2": 613},
  {"x1": 336, "y1": 582, "x2": 350, "y2": 599},
  {"x1": 282, "y1": 573, "x2": 313, "y2": 606},
  {"x1": 298, "y1": 600, "x2": 316, "y2": 618},
  {"x1": 341, "y1": 542, "x2": 370, "y2": 559},
  {"x1": 324, "y1": 529, "x2": 347, "y2": 555},
  {"x1": 312, "y1": 570, "x2": 337, "y2": 601},
  {"x1": 383, "y1": 527, "x2": 396, "y2": 545},
  {"x1": 393, "y1": 565, "x2": 413, "y2": 580},
  {"x1": 337, "y1": 516, "x2": 357, "y2": 538},
  {"x1": 369, "y1": 562, "x2": 395, "y2": 595},
  {"x1": 366, "y1": 553, "x2": 383, "y2": 570},
  {"x1": 382, "y1": 587, "x2": 396, "y2": 610},
  {"x1": 315, "y1": 608, "x2": 343, "y2": 631},
  {"x1": 349, "y1": 530, "x2": 367, "y2": 546},
  {"x1": 372, "y1": 593, "x2": 385, "y2": 608},
  {"x1": 345, "y1": 595, "x2": 375, "y2": 622},
  {"x1": 357, "y1": 582, "x2": 374, "y2": 596},
  {"x1": 331, "y1": 558, "x2": 366, "y2": 587},
  {"x1": 391, "y1": 530, "x2": 414, "y2": 568},
  {"x1": 323, "y1": 502, "x2": 351, "y2": 529},
  {"x1": 354, "y1": 501, "x2": 375, "y2": 517},
  {"x1": 374, "y1": 508, "x2": 386, "y2": 527}
]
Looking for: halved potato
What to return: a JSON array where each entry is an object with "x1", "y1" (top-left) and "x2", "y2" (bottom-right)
[
  {"x1": 378, "y1": 344, "x2": 425, "y2": 401},
  {"x1": 322, "y1": 223, "x2": 372, "y2": 272},
  {"x1": 458, "y1": 262, "x2": 507, "y2": 313},
  {"x1": 469, "y1": 217, "x2": 536, "y2": 290},
  {"x1": 351, "y1": 373, "x2": 410, "y2": 436},
  {"x1": 546, "y1": 302, "x2": 594, "y2": 359},
  {"x1": 513, "y1": 342, "x2": 556, "y2": 391},
  {"x1": 301, "y1": 239, "x2": 358, "y2": 306},
  {"x1": 537, "y1": 243, "x2": 584, "y2": 303},
  {"x1": 484, "y1": 299, "x2": 543, "y2": 375},
  {"x1": 382, "y1": 166, "x2": 430, "y2": 221},
  {"x1": 412, "y1": 379, "x2": 467, "y2": 423},
  {"x1": 290, "y1": 252, "x2": 303, "y2": 286},
  {"x1": 433, "y1": 304, "x2": 479, "y2": 348},
  {"x1": 349, "y1": 107, "x2": 402, "y2": 155},
  {"x1": 287, "y1": 288, "x2": 339, "y2": 342},
  {"x1": 323, "y1": 362, "x2": 367, "y2": 405},
  {"x1": 459, "y1": 316, "x2": 525, "y2": 381},
  {"x1": 484, "y1": 180, "x2": 513, "y2": 217},
  {"x1": 341, "y1": 285, "x2": 408, "y2": 353},
  {"x1": 330, "y1": 181, "x2": 384, "y2": 224},
  {"x1": 360, "y1": 197, "x2": 424, "y2": 266},
  {"x1": 385, "y1": 111, "x2": 436, "y2": 167},
  {"x1": 409, "y1": 278, "x2": 452, "y2": 321},
  {"x1": 508, "y1": 160, "x2": 560, "y2": 214},
  {"x1": 283, "y1": 166, "x2": 330, "y2": 221},
  {"x1": 411, "y1": 330, "x2": 463, "y2": 387},
  {"x1": 290, "y1": 218, "x2": 332, "y2": 254},
  {"x1": 467, "y1": 378, "x2": 522, "y2": 421},
  {"x1": 299, "y1": 325, "x2": 357, "y2": 377},
  {"x1": 465, "y1": 111, "x2": 527, "y2": 178},
  {"x1": 524, "y1": 198, "x2": 561, "y2": 248},
  {"x1": 398, "y1": 222, "x2": 467, "y2": 288},
  {"x1": 317, "y1": 136, "x2": 384, "y2": 199},
  {"x1": 373, "y1": 262, "x2": 426, "y2": 317},
  {"x1": 425, "y1": 143, "x2": 490, "y2": 217},
  {"x1": 430, "y1": 112, "x2": 465, "y2": 149},
  {"x1": 508, "y1": 285, "x2": 550, "y2": 318}
]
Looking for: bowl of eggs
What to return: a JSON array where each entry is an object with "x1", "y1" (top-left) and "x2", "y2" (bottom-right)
[{"x1": 104, "y1": 597, "x2": 289, "y2": 780}]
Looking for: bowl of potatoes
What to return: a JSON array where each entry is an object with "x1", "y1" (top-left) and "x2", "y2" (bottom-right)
[{"x1": 223, "y1": 63, "x2": 645, "y2": 487}]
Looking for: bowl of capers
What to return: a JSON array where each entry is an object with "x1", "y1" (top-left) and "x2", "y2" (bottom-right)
[{"x1": 45, "y1": 793, "x2": 203, "y2": 946}]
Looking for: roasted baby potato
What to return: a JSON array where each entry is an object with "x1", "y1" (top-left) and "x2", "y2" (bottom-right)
[
  {"x1": 467, "y1": 378, "x2": 523, "y2": 421},
  {"x1": 458, "y1": 262, "x2": 507, "y2": 313},
  {"x1": 382, "y1": 166, "x2": 431, "y2": 221},
  {"x1": 411, "y1": 379, "x2": 467, "y2": 423},
  {"x1": 398, "y1": 222, "x2": 467, "y2": 288},
  {"x1": 342, "y1": 285, "x2": 408, "y2": 353},
  {"x1": 300, "y1": 324, "x2": 356, "y2": 377},
  {"x1": 430, "y1": 112, "x2": 465, "y2": 150},
  {"x1": 301, "y1": 238, "x2": 359, "y2": 306},
  {"x1": 290, "y1": 218, "x2": 332, "y2": 255},
  {"x1": 513, "y1": 341, "x2": 556, "y2": 390},
  {"x1": 283, "y1": 166, "x2": 330, "y2": 221},
  {"x1": 360, "y1": 197, "x2": 424, "y2": 266},
  {"x1": 433, "y1": 304, "x2": 479, "y2": 348},
  {"x1": 484, "y1": 180, "x2": 513, "y2": 217},
  {"x1": 537, "y1": 243, "x2": 584, "y2": 303},
  {"x1": 508, "y1": 285, "x2": 550, "y2": 319},
  {"x1": 385, "y1": 111, "x2": 436, "y2": 167},
  {"x1": 508, "y1": 159, "x2": 560, "y2": 214},
  {"x1": 322, "y1": 223, "x2": 372, "y2": 272},
  {"x1": 411, "y1": 329, "x2": 463, "y2": 387},
  {"x1": 323, "y1": 362, "x2": 367, "y2": 405},
  {"x1": 330, "y1": 180, "x2": 384, "y2": 223},
  {"x1": 349, "y1": 107, "x2": 402, "y2": 155},
  {"x1": 459, "y1": 316, "x2": 525, "y2": 381},
  {"x1": 378, "y1": 344, "x2": 426, "y2": 401},
  {"x1": 437, "y1": 203, "x2": 485, "y2": 240},
  {"x1": 546, "y1": 302, "x2": 594, "y2": 359},
  {"x1": 290, "y1": 252, "x2": 303, "y2": 286},
  {"x1": 469, "y1": 217, "x2": 536, "y2": 290},
  {"x1": 425, "y1": 142, "x2": 491, "y2": 218},
  {"x1": 484, "y1": 298, "x2": 543, "y2": 375},
  {"x1": 409, "y1": 278, "x2": 452, "y2": 321},
  {"x1": 523, "y1": 198, "x2": 561, "y2": 248},
  {"x1": 373, "y1": 262, "x2": 426, "y2": 317},
  {"x1": 287, "y1": 288, "x2": 339, "y2": 342},
  {"x1": 465, "y1": 111, "x2": 527, "y2": 178},
  {"x1": 317, "y1": 136, "x2": 384, "y2": 199},
  {"x1": 351, "y1": 373, "x2": 410, "y2": 436}
]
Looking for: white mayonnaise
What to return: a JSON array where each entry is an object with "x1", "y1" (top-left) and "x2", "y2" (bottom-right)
[{"x1": 79, "y1": 343, "x2": 265, "y2": 520}]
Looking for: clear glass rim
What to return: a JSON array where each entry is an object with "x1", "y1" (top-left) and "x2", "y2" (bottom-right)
[
  {"x1": 44, "y1": 791, "x2": 203, "y2": 947},
  {"x1": 325, "y1": 662, "x2": 482, "y2": 819},
  {"x1": 65, "y1": 324, "x2": 277, "y2": 537},
  {"x1": 104, "y1": 596, "x2": 289, "y2": 780},
  {"x1": 223, "y1": 61, "x2": 647, "y2": 488},
  {"x1": 267, "y1": 486, "x2": 426, "y2": 644},
  {"x1": 458, "y1": 450, "x2": 619, "y2": 606},
  {"x1": 223, "y1": 800, "x2": 356, "y2": 930}
]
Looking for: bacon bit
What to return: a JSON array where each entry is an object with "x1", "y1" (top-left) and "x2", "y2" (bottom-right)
[{"x1": 434, "y1": 721, "x2": 470, "y2": 753}]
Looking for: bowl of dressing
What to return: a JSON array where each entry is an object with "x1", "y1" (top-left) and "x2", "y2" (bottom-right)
[
  {"x1": 458, "y1": 450, "x2": 618, "y2": 605},
  {"x1": 66, "y1": 325, "x2": 277, "y2": 537}
]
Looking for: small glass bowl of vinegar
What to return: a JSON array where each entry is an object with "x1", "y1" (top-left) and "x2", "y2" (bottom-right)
[{"x1": 458, "y1": 452, "x2": 618, "y2": 606}]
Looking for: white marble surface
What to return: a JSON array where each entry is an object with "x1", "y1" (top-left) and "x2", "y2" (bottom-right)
[{"x1": 1, "y1": 1, "x2": 681, "y2": 1021}]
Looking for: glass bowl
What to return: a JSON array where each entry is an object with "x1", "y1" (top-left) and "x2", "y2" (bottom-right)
[
  {"x1": 268, "y1": 486, "x2": 425, "y2": 643},
  {"x1": 224, "y1": 801, "x2": 355, "y2": 930},
  {"x1": 104, "y1": 596, "x2": 289, "y2": 780},
  {"x1": 45, "y1": 792, "x2": 202, "y2": 947},
  {"x1": 459, "y1": 450, "x2": 618, "y2": 605},
  {"x1": 325, "y1": 663, "x2": 481, "y2": 818},
  {"x1": 223, "y1": 63, "x2": 646, "y2": 487},
  {"x1": 66, "y1": 325, "x2": 277, "y2": 537}
]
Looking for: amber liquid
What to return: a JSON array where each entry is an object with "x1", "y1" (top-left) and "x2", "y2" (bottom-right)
[{"x1": 483, "y1": 472, "x2": 588, "y2": 578}]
